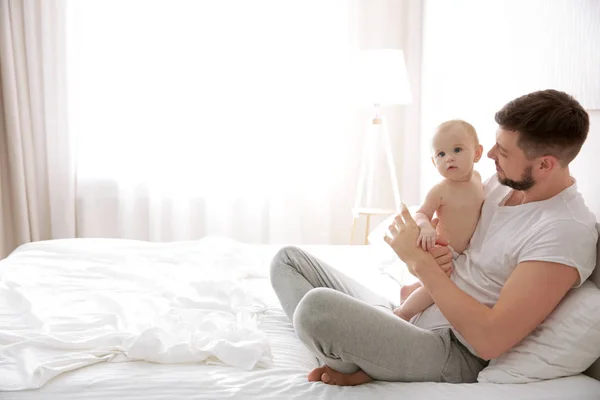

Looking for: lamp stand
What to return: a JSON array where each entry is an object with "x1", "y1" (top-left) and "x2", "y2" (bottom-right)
[{"x1": 350, "y1": 104, "x2": 402, "y2": 244}]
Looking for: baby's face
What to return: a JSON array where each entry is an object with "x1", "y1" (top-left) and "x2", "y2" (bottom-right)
[{"x1": 431, "y1": 126, "x2": 480, "y2": 180}]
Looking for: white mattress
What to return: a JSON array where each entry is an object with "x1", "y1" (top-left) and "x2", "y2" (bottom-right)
[{"x1": 2, "y1": 238, "x2": 600, "y2": 400}]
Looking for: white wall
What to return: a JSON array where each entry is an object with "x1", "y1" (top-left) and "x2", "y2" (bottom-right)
[
  {"x1": 420, "y1": 0, "x2": 600, "y2": 207},
  {"x1": 571, "y1": 111, "x2": 600, "y2": 219}
]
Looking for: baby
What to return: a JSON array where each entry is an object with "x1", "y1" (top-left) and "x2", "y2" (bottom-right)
[{"x1": 394, "y1": 119, "x2": 484, "y2": 321}]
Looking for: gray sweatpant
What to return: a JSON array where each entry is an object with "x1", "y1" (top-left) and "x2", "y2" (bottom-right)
[{"x1": 270, "y1": 246, "x2": 488, "y2": 383}]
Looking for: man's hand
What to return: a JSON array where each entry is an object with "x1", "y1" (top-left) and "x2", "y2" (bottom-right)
[
  {"x1": 429, "y1": 245, "x2": 453, "y2": 277},
  {"x1": 384, "y1": 205, "x2": 430, "y2": 275},
  {"x1": 385, "y1": 205, "x2": 454, "y2": 279}
]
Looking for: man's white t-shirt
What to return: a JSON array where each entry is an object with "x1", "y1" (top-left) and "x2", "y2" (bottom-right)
[{"x1": 411, "y1": 174, "x2": 598, "y2": 355}]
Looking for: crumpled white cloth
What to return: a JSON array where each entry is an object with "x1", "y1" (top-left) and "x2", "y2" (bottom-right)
[{"x1": 0, "y1": 237, "x2": 272, "y2": 391}]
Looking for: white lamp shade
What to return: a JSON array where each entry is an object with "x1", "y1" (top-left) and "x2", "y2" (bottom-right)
[{"x1": 355, "y1": 49, "x2": 412, "y2": 106}]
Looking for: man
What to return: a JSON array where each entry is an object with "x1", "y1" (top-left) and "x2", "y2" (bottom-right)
[{"x1": 270, "y1": 89, "x2": 597, "y2": 386}]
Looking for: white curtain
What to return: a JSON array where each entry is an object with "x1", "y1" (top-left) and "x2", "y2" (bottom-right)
[
  {"x1": 0, "y1": 0, "x2": 419, "y2": 256},
  {"x1": 67, "y1": 0, "x2": 363, "y2": 244},
  {"x1": 0, "y1": 0, "x2": 76, "y2": 259}
]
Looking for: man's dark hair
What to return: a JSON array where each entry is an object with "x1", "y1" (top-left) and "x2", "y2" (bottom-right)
[{"x1": 494, "y1": 89, "x2": 589, "y2": 166}]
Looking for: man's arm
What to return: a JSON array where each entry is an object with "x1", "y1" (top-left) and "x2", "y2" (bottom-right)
[{"x1": 413, "y1": 258, "x2": 578, "y2": 360}]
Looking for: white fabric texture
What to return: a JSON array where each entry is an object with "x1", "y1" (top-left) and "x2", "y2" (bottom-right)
[
  {"x1": 0, "y1": 238, "x2": 274, "y2": 391},
  {"x1": 478, "y1": 280, "x2": 600, "y2": 383},
  {"x1": 2, "y1": 241, "x2": 600, "y2": 399},
  {"x1": 411, "y1": 175, "x2": 598, "y2": 356},
  {"x1": 0, "y1": 0, "x2": 76, "y2": 259}
]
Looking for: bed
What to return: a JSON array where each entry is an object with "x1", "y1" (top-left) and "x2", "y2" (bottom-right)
[{"x1": 1, "y1": 237, "x2": 599, "y2": 400}]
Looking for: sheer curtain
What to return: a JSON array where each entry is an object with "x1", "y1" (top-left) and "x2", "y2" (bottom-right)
[
  {"x1": 67, "y1": 0, "x2": 358, "y2": 244},
  {"x1": 0, "y1": 0, "x2": 76, "y2": 259}
]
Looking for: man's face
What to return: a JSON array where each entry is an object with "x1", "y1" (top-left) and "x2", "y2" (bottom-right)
[{"x1": 487, "y1": 128, "x2": 536, "y2": 191}]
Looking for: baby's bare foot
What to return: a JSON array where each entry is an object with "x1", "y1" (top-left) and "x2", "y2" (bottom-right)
[
  {"x1": 393, "y1": 306, "x2": 411, "y2": 321},
  {"x1": 400, "y1": 282, "x2": 420, "y2": 303}
]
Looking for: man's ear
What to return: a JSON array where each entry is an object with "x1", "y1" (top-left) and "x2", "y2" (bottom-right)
[
  {"x1": 474, "y1": 144, "x2": 483, "y2": 162},
  {"x1": 539, "y1": 155, "x2": 559, "y2": 172}
]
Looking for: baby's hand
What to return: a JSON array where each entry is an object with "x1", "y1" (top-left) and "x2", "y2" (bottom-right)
[{"x1": 417, "y1": 226, "x2": 437, "y2": 251}]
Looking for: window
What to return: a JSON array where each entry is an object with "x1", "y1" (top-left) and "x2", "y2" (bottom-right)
[{"x1": 67, "y1": 0, "x2": 354, "y2": 197}]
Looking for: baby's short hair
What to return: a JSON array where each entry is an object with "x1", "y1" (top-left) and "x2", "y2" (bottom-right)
[{"x1": 436, "y1": 119, "x2": 479, "y2": 146}]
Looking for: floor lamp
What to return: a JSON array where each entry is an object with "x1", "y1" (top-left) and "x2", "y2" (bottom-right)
[{"x1": 350, "y1": 49, "x2": 412, "y2": 244}]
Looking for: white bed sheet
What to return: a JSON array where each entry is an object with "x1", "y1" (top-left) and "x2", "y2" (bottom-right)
[{"x1": 2, "y1": 238, "x2": 600, "y2": 400}]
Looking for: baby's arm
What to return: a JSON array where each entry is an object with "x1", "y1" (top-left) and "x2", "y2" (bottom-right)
[
  {"x1": 415, "y1": 184, "x2": 443, "y2": 251},
  {"x1": 393, "y1": 286, "x2": 434, "y2": 321}
]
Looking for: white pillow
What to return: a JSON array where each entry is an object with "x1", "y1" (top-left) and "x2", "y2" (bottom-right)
[
  {"x1": 584, "y1": 224, "x2": 600, "y2": 380},
  {"x1": 477, "y1": 280, "x2": 600, "y2": 383}
]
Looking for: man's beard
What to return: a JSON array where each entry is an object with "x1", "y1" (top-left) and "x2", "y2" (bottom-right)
[{"x1": 498, "y1": 166, "x2": 535, "y2": 191}]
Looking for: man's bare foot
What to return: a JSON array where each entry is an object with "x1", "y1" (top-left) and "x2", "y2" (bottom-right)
[
  {"x1": 307, "y1": 366, "x2": 373, "y2": 386},
  {"x1": 400, "y1": 282, "x2": 420, "y2": 303},
  {"x1": 307, "y1": 366, "x2": 327, "y2": 382}
]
